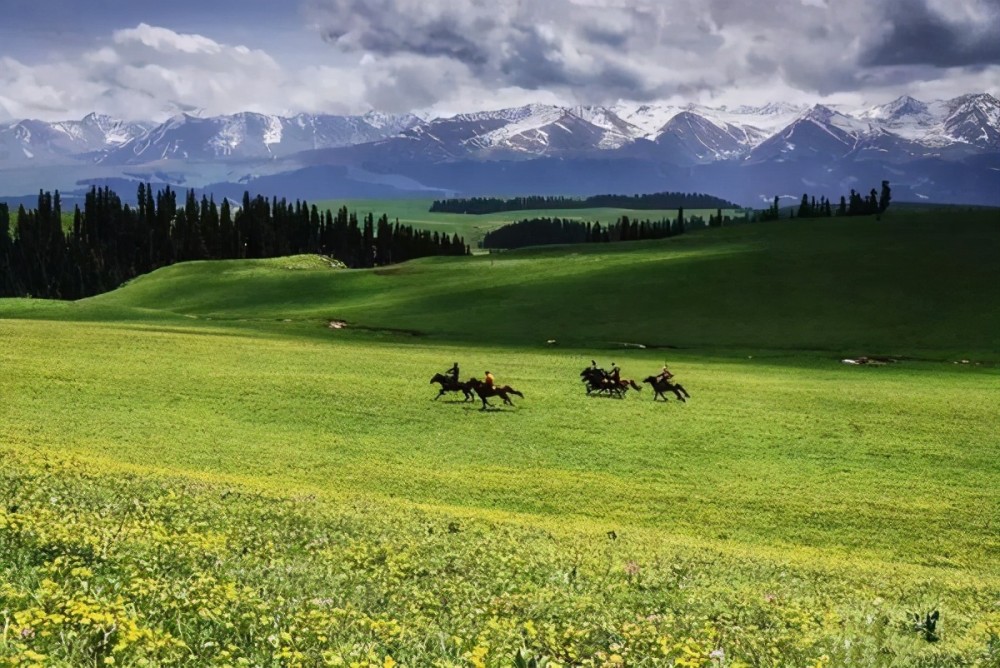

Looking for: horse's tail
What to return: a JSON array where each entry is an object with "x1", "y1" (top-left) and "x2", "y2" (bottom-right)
[
  {"x1": 508, "y1": 388, "x2": 524, "y2": 398},
  {"x1": 629, "y1": 380, "x2": 642, "y2": 391}
]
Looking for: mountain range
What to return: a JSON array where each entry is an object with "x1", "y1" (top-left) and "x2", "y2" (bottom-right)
[{"x1": 1, "y1": 94, "x2": 999, "y2": 206}]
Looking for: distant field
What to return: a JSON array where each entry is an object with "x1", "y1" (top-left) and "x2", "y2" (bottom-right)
[
  {"x1": 2, "y1": 209, "x2": 999, "y2": 665},
  {"x1": 314, "y1": 198, "x2": 743, "y2": 246}
]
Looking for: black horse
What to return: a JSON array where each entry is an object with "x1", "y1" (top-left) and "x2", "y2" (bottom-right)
[
  {"x1": 467, "y1": 378, "x2": 524, "y2": 410},
  {"x1": 430, "y1": 373, "x2": 475, "y2": 402},
  {"x1": 580, "y1": 367, "x2": 608, "y2": 395},
  {"x1": 642, "y1": 376, "x2": 691, "y2": 402}
]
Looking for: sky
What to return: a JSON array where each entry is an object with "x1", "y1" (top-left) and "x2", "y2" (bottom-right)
[{"x1": 1, "y1": 0, "x2": 998, "y2": 121}]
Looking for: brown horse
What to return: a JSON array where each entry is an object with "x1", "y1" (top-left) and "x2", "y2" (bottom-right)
[
  {"x1": 642, "y1": 376, "x2": 691, "y2": 402},
  {"x1": 467, "y1": 378, "x2": 524, "y2": 410},
  {"x1": 430, "y1": 373, "x2": 475, "y2": 402}
]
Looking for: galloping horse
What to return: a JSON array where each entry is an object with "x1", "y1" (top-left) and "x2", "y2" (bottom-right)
[
  {"x1": 642, "y1": 375, "x2": 691, "y2": 402},
  {"x1": 467, "y1": 378, "x2": 524, "y2": 410},
  {"x1": 580, "y1": 367, "x2": 608, "y2": 395},
  {"x1": 580, "y1": 367, "x2": 641, "y2": 398},
  {"x1": 430, "y1": 373, "x2": 475, "y2": 402}
]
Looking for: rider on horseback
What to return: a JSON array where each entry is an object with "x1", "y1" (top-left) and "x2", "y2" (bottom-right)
[
  {"x1": 608, "y1": 363, "x2": 621, "y2": 385},
  {"x1": 484, "y1": 371, "x2": 495, "y2": 388},
  {"x1": 656, "y1": 365, "x2": 674, "y2": 383},
  {"x1": 445, "y1": 362, "x2": 460, "y2": 382}
]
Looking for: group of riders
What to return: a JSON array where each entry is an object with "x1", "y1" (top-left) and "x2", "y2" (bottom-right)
[
  {"x1": 580, "y1": 360, "x2": 689, "y2": 401},
  {"x1": 431, "y1": 363, "x2": 524, "y2": 410},
  {"x1": 431, "y1": 359, "x2": 690, "y2": 409}
]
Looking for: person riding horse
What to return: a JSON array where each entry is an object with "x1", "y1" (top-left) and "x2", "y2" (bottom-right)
[
  {"x1": 469, "y1": 372, "x2": 523, "y2": 410},
  {"x1": 608, "y1": 363, "x2": 621, "y2": 385},
  {"x1": 642, "y1": 364, "x2": 690, "y2": 402},
  {"x1": 446, "y1": 362, "x2": 460, "y2": 382}
]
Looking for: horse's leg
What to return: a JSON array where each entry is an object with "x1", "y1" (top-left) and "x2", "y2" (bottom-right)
[
  {"x1": 434, "y1": 388, "x2": 445, "y2": 400},
  {"x1": 678, "y1": 383, "x2": 691, "y2": 398}
]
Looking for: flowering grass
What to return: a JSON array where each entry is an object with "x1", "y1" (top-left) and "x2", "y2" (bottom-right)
[
  {"x1": 2, "y1": 315, "x2": 999, "y2": 666},
  {"x1": 2, "y1": 211, "x2": 999, "y2": 665}
]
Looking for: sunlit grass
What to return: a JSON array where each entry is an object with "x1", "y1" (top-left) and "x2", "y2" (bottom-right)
[{"x1": 2, "y1": 208, "x2": 999, "y2": 665}]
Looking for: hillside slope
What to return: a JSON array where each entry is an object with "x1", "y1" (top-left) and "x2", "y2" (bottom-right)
[{"x1": 4, "y1": 210, "x2": 999, "y2": 356}]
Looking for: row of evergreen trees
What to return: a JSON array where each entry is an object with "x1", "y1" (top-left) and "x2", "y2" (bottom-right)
[
  {"x1": 0, "y1": 185, "x2": 469, "y2": 300},
  {"x1": 757, "y1": 181, "x2": 892, "y2": 222},
  {"x1": 431, "y1": 191, "x2": 738, "y2": 214},
  {"x1": 481, "y1": 211, "x2": 705, "y2": 249},
  {"x1": 479, "y1": 180, "x2": 892, "y2": 249}
]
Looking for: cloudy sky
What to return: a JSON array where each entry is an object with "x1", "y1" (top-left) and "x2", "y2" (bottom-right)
[{"x1": 1, "y1": 0, "x2": 998, "y2": 121}]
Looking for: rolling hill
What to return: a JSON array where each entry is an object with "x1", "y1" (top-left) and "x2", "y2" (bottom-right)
[{"x1": 22, "y1": 210, "x2": 987, "y2": 358}]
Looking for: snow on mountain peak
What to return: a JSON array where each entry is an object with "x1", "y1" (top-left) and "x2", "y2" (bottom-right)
[{"x1": 4, "y1": 93, "x2": 998, "y2": 169}]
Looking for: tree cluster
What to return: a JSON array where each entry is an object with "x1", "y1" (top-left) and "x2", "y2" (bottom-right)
[
  {"x1": 431, "y1": 191, "x2": 738, "y2": 215},
  {"x1": 755, "y1": 181, "x2": 892, "y2": 222},
  {"x1": 481, "y1": 211, "x2": 701, "y2": 250},
  {"x1": 0, "y1": 185, "x2": 469, "y2": 300}
]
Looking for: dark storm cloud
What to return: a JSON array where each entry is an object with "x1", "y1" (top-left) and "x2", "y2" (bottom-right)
[
  {"x1": 315, "y1": 0, "x2": 499, "y2": 64},
  {"x1": 305, "y1": 0, "x2": 735, "y2": 103},
  {"x1": 862, "y1": 0, "x2": 1000, "y2": 68}
]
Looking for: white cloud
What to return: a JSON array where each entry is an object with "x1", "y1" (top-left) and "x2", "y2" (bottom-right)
[
  {"x1": 0, "y1": 5, "x2": 997, "y2": 124},
  {"x1": 0, "y1": 24, "x2": 371, "y2": 122}
]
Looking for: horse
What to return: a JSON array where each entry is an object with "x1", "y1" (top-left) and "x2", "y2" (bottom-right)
[
  {"x1": 466, "y1": 377, "x2": 524, "y2": 410},
  {"x1": 642, "y1": 375, "x2": 691, "y2": 402},
  {"x1": 430, "y1": 373, "x2": 475, "y2": 402},
  {"x1": 580, "y1": 367, "x2": 608, "y2": 395},
  {"x1": 580, "y1": 367, "x2": 641, "y2": 398}
]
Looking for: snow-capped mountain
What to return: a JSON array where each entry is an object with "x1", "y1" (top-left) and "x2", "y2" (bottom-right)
[
  {"x1": 0, "y1": 114, "x2": 150, "y2": 164},
  {"x1": 2, "y1": 93, "x2": 999, "y2": 205},
  {"x1": 859, "y1": 93, "x2": 1000, "y2": 149},
  {"x1": 99, "y1": 111, "x2": 421, "y2": 164},
  {"x1": 5, "y1": 94, "x2": 998, "y2": 167},
  {"x1": 748, "y1": 105, "x2": 874, "y2": 163}
]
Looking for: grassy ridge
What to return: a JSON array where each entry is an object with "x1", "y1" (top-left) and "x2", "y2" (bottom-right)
[{"x1": 32, "y1": 211, "x2": 995, "y2": 357}]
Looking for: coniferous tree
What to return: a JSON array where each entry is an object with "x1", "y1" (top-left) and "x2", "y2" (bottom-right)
[
  {"x1": 3, "y1": 186, "x2": 468, "y2": 299},
  {"x1": 878, "y1": 180, "x2": 892, "y2": 218}
]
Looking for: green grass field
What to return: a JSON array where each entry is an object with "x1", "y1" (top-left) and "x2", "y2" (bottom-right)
[
  {"x1": 2, "y1": 210, "x2": 999, "y2": 666},
  {"x1": 314, "y1": 198, "x2": 742, "y2": 247}
]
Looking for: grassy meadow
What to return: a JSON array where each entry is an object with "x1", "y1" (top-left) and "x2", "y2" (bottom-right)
[
  {"x1": 2, "y1": 209, "x2": 999, "y2": 666},
  {"x1": 314, "y1": 199, "x2": 742, "y2": 247}
]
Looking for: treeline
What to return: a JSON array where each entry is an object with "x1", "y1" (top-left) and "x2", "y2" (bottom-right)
[
  {"x1": 482, "y1": 209, "x2": 723, "y2": 249},
  {"x1": 0, "y1": 185, "x2": 469, "y2": 300},
  {"x1": 756, "y1": 182, "x2": 892, "y2": 221},
  {"x1": 431, "y1": 191, "x2": 738, "y2": 214}
]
